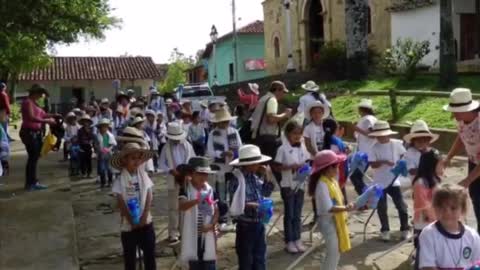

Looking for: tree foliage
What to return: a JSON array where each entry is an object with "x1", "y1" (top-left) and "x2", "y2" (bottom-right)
[
  {"x1": 382, "y1": 38, "x2": 431, "y2": 80},
  {"x1": 160, "y1": 48, "x2": 194, "y2": 93},
  {"x1": 0, "y1": 0, "x2": 120, "y2": 93}
]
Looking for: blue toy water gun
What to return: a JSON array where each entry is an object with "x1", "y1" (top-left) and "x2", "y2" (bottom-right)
[
  {"x1": 347, "y1": 151, "x2": 369, "y2": 176},
  {"x1": 127, "y1": 197, "x2": 141, "y2": 225},
  {"x1": 355, "y1": 184, "x2": 383, "y2": 210},
  {"x1": 294, "y1": 164, "x2": 311, "y2": 182},
  {"x1": 390, "y1": 159, "x2": 408, "y2": 179},
  {"x1": 259, "y1": 198, "x2": 274, "y2": 224}
]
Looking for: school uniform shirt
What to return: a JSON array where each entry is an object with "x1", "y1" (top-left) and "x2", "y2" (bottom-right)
[
  {"x1": 297, "y1": 93, "x2": 317, "y2": 117},
  {"x1": 275, "y1": 142, "x2": 310, "y2": 190},
  {"x1": 188, "y1": 123, "x2": 206, "y2": 143},
  {"x1": 315, "y1": 180, "x2": 333, "y2": 218},
  {"x1": 355, "y1": 115, "x2": 377, "y2": 153},
  {"x1": 405, "y1": 147, "x2": 421, "y2": 173},
  {"x1": 95, "y1": 131, "x2": 117, "y2": 152},
  {"x1": 64, "y1": 123, "x2": 80, "y2": 142},
  {"x1": 369, "y1": 139, "x2": 406, "y2": 188},
  {"x1": 112, "y1": 169, "x2": 154, "y2": 232},
  {"x1": 303, "y1": 121, "x2": 325, "y2": 158},
  {"x1": 207, "y1": 127, "x2": 242, "y2": 165},
  {"x1": 419, "y1": 222, "x2": 480, "y2": 269}
]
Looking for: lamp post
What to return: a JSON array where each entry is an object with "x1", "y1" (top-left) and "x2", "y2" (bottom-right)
[
  {"x1": 210, "y1": 25, "x2": 219, "y2": 86},
  {"x1": 232, "y1": 0, "x2": 239, "y2": 82},
  {"x1": 284, "y1": 0, "x2": 296, "y2": 72}
]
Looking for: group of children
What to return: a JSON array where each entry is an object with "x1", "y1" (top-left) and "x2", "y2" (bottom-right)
[{"x1": 53, "y1": 84, "x2": 480, "y2": 270}]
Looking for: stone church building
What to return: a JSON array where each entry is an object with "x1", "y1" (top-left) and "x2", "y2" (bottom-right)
[{"x1": 262, "y1": 0, "x2": 393, "y2": 75}]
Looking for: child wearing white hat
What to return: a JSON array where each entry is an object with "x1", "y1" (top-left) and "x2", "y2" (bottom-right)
[
  {"x1": 303, "y1": 100, "x2": 330, "y2": 159},
  {"x1": 443, "y1": 88, "x2": 480, "y2": 232},
  {"x1": 228, "y1": 144, "x2": 274, "y2": 270},
  {"x1": 368, "y1": 120, "x2": 409, "y2": 241},
  {"x1": 95, "y1": 118, "x2": 116, "y2": 188},
  {"x1": 207, "y1": 108, "x2": 243, "y2": 232},
  {"x1": 159, "y1": 122, "x2": 196, "y2": 244}
]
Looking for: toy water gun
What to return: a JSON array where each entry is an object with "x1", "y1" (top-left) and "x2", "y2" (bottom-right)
[
  {"x1": 294, "y1": 164, "x2": 311, "y2": 182},
  {"x1": 259, "y1": 198, "x2": 274, "y2": 224},
  {"x1": 390, "y1": 159, "x2": 408, "y2": 179},
  {"x1": 127, "y1": 197, "x2": 141, "y2": 225},
  {"x1": 347, "y1": 151, "x2": 369, "y2": 176},
  {"x1": 197, "y1": 189, "x2": 215, "y2": 216},
  {"x1": 354, "y1": 184, "x2": 383, "y2": 210}
]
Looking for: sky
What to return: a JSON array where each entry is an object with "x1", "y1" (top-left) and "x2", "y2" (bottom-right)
[{"x1": 55, "y1": 0, "x2": 265, "y2": 64}]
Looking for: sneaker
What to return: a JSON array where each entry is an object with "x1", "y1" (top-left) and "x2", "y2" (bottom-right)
[
  {"x1": 401, "y1": 230, "x2": 411, "y2": 241},
  {"x1": 29, "y1": 183, "x2": 48, "y2": 191},
  {"x1": 295, "y1": 240, "x2": 306, "y2": 252},
  {"x1": 286, "y1": 242, "x2": 299, "y2": 254},
  {"x1": 380, "y1": 231, "x2": 391, "y2": 242},
  {"x1": 219, "y1": 223, "x2": 235, "y2": 233}
]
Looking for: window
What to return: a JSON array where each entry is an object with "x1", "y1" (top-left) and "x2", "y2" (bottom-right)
[
  {"x1": 229, "y1": 63, "x2": 234, "y2": 82},
  {"x1": 367, "y1": 5, "x2": 372, "y2": 34},
  {"x1": 274, "y1": 37, "x2": 281, "y2": 58}
]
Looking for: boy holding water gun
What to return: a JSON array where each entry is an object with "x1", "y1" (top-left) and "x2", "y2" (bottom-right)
[{"x1": 111, "y1": 142, "x2": 156, "y2": 270}]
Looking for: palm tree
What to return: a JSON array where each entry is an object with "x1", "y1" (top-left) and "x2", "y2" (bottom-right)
[
  {"x1": 345, "y1": 0, "x2": 369, "y2": 80},
  {"x1": 439, "y1": 0, "x2": 457, "y2": 87}
]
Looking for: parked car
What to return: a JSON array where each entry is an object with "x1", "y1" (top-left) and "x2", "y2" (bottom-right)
[{"x1": 175, "y1": 83, "x2": 226, "y2": 111}]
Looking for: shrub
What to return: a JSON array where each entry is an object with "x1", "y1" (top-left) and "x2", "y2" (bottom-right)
[
  {"x1": 10, "y1": 103, "x2": 20, "y2": 122},
  {"x1": 381, "y1": 38, "x2": 430, "y2": 80}
]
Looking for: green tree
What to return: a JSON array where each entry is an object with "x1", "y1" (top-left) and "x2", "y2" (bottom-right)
[
  {"x1": 345, "y1": 0, "x2": 369, "y2": 80},
  {"x1": 439, "y1": 0, "x2": 458, "y2": 87},
  {"x1": 0, "y1": 0, "x2": 120, "y2": 96},
  {"x1": 160, "y1": 48, "x2": 194, "y2": 93}
]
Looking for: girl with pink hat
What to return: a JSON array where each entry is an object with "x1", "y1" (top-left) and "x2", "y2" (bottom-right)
[{"x1": 308, "y1": 150, "x2": 353, "y2": 270}]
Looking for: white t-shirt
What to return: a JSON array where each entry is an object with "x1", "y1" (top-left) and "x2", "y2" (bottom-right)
[
  {"x1": 369, "y1": 139, "x2": 406, "y2": 188},
  {"x1": 356, "y1": 115, "x2": 377, "y2": 153},
  {"x1": 303, "y1": 121, "x2": 325, "y2": 157},
  {"x1": 297, "y1": 93, "x2": 317, "y2": 116},
  {"x1": 112, "y1": 173, "x2": 154, "y2": 232},
  {"x1": 405, "y1": 147, "x2": 421, "y2": 172},
  {"x1": 419, "y1": 222, "x2": 480, "y2": 269},
  {"x1": 275, "y1": 142, "x2": 311, "y2": 190},
  {"x1": 315, "y1": 181, "x2": 333, "y2": 218}
]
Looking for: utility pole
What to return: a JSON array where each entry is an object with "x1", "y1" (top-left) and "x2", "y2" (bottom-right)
[
  {"x1": 284, "y1": 0, "x2": 296, "y2": 72},
  {"x1": 232, "y1": 0, "x2": 239, "y2": 82}
]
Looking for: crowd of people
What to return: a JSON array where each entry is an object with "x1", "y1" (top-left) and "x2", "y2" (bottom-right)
[{"x1": 7, "y1": 80, "x2": 480, "y2": 270}]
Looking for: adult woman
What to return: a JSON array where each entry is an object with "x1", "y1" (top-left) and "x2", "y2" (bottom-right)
[{"x1": 20, "y1": 84, "x2": 57, "y2": 191}]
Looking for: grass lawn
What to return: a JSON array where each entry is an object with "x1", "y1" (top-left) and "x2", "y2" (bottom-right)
[{"x1": 284, "y1": 74, "x2": 480, "y2": 129}]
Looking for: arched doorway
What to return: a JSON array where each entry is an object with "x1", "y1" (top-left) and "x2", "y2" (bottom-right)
[{"x1": 305, "y1": 0, "x2": 324, "y2": 69}]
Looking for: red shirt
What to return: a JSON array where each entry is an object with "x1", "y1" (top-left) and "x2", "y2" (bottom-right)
[
  {"x1": 21, "y1": 99, "x2": 46, "y2": 130},
  {"x1": 0, "y1": 91, "x2": 11, "y2": 115}
]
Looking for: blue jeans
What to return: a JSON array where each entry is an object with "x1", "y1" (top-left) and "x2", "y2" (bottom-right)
[
  {"x1": 235, "y1": 221, "x2": 266, "y2": 270},
  {"x1": 281, "y1": 188, "x2": 304, "y2": 243},
  {"x1": 98, "y1": 155, "x2": 113, "y2": 186}
]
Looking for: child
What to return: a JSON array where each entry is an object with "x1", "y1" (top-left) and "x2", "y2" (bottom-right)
[
  {"x1": 113, "y1": 106, "x2": 128, "y2": 136},
  {"x1": 144, "y1": 110, "x2": 158, "y2": 171},
  {"x1": 207, "y1": 108, "x2": 243, "y2": 232},
  {"x1": 352, "y1": 99, "x2": 377, "y2": 195},
  {"x1": 77, "y1": 115, "x2": 95, "y2": 178},
  {"x1": 188, "y1": 111, "x2": 206, "y2": 156},
  {"x1": 69, "y1": 137, "x2": 81, "y2": 176},
  {"x1": 304, "y1": 101, "x2": 330, "y2": 159},
  {"x1": 64, "y1": 112, "x2": 80, "y2": 161},
  {"x1": 199, "y1": 100, "x2": 210, "y2": 131},
  {"x1": 181, "y1": 110, "x2": 193, "y2": 134},
  {"x1": 131, "y1": 116, "x2": 155, "y2": 173},
  {"x1": 404, "y1": 120, "x2": 439, "y2": 179},
  {"x1": 155, "y1": 112, "x2": 167, "y2": 170},
  {"x1": 368, "y1": 120, "x2": 409, "y2": 241},
  {"x1": 419, "y1": 184, "x2": 480, "y2": 269},
  {"x1": 99, "y1": 98, "x2": 113, "y2": 120},
  {"x1": 111, "y1": 142, "x2": 157, "y2": 270},
  {"x1": 412, "y1": 149, "x2": 443, "y2": 270},
  {"x1": 274, "y1": 121, "x2": 310, "y2": 253},
  {"x1": 229, "y1": 144, "x2": 274, "y2": 270},
  {"x1": 96, "y1": 118, "x2": 117, "y2": 188},
  {"x1": 179, "y1": 157, "x2": 219, "y2": 270},
  {"x1": 308, "y1": 150, "x2": 352, "y2": 270},
  {"x1": 159, "y1": 122, "x2": 196, "y2": 244}
]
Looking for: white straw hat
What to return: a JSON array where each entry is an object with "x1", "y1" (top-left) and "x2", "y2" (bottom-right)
[
  {"x1": 145, "y1": 109, "x2": 156, "y2": 116},
  {"x1": 101, "y1": 98, "x2": 109, "y2": 104},
  {"x1": 166, "y1": 122, "x2": 187, "y2": 140},
  {"x1": 210, "y1": 108, "x2": 237, "y2": 123},
  {"x1": 248, "y1": 83, "x2": 260, "y2": 95},
  {"x1": 117, "y1": 127, "x2": 148, "y2": 145},
  {"x1": 358, "y1": 99, "x2": 374, "y2": 110},
  {"x1": 96, "y1": 118, "x2": 112, "y2": 127},
  {"x1": 131, "y1": 116, "x2": 145, "y2": 126},
  {"x1": 403, "y1": 119, "x2": 439, "y2": 144},
  {"x1": 79, "y1": 115, "x2": 93, "y2": 126},
  {"x1": 443, "y1": 88, "x2": 480, "y2": 112},
  {"x1": 110, "y1": 143, "x2": 155, "y2": 170},
  {"x1": 301, "y1": 80, "x2": 320, "y2": 92},
  {"x1": 307, "y1": 100, "x2": 330, "y2": 120},
  {"x1": 229, "y1": 144, "x2": 272, "y2": 166},
  {"x1": 369, "y1": 120, "x2": 398, "y2": 137}
]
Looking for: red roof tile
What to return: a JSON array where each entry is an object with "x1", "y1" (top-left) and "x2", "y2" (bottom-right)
[{"x1": 19, "y1": 57, "x2": 161, "y2": 81}]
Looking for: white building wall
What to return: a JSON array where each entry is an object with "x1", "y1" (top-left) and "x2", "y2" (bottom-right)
[
  {"x1": 391, "y1": 4, "x2": 440, "y2": 67},
  {"x1": 17, "y1": 79, "x2": 154, "y2": 104}
]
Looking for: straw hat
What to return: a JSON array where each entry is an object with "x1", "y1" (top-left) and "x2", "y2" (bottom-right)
[
  {"x1": 185, "y1": 157, "x2": 217, "y2": 174},
  {"x1": 307, "y1": 100, "x2": 330, "y2": 120},
  {"x1": 72, "y1": 108, "x2": 83, "y2": 115},
  {"x1": 368, "y1": 120, "x2": 398, "y2": 137},
  {"x1": 117, "y1": 127, "x2": 147, "y2": 145},
  {"x1": 101, "y1": 98, "x2": 109, "y2": 104},
  {"x1": 301, "y1": 80, "x2": 320, "y2": 92},
  {"x1": 443, "y1": 88, "x2": 480, "y2": 112},
  {"x1": 200, "y1": 100, "x2": 209, "y2": 108},
  {"x1": 127, "y1": 89, "x2": 135, "y2": 95},
  {"x1": 403, "y1": 119, "x2": 439, "y2": 144},
  {"x1": 131, "y1": 116, "x2": 145, "y2": 126},
  {"x1": 211, "y1": 108, "x2": 236, "y2": 123},
  {"x1": 312, "y1": 150, "x2": 347, "y2": 174},
  {"x1": 358, "y1": 99, "x2": 374, "y2": 110},
  {"x1": 96, "y1": 118, "x2": 112, "y2": 127},
  {"x1": 129, "y1": 107, "x2": 144, "y2": 118},
  {"x1": 79, "y1": 115, "x2": 93, "y2": 126},
  {"x1": 66, "y1": 112, "x2": 76, "y2": 119},
  {"x1": 248, "y1": 83, "x2": 260, "y2": 95},
  {"x1": 229, "y1": 144, "x2": 271, "y2": 166},
  {"x1": 165, "y1": 98, "x2": 173, "y2": 105},
  {"x1": 145, "y1": 109, "x2": 156, "y2": 116},
  {"x1": 166, "y1": 122, "x2": 187, "y2": 140},
  {"x1": 271, "y1": 81, "x2": 289, "y2": 93},
  {"x1": 110, "y1": 142, "x2": 155, "y2": 170}
]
